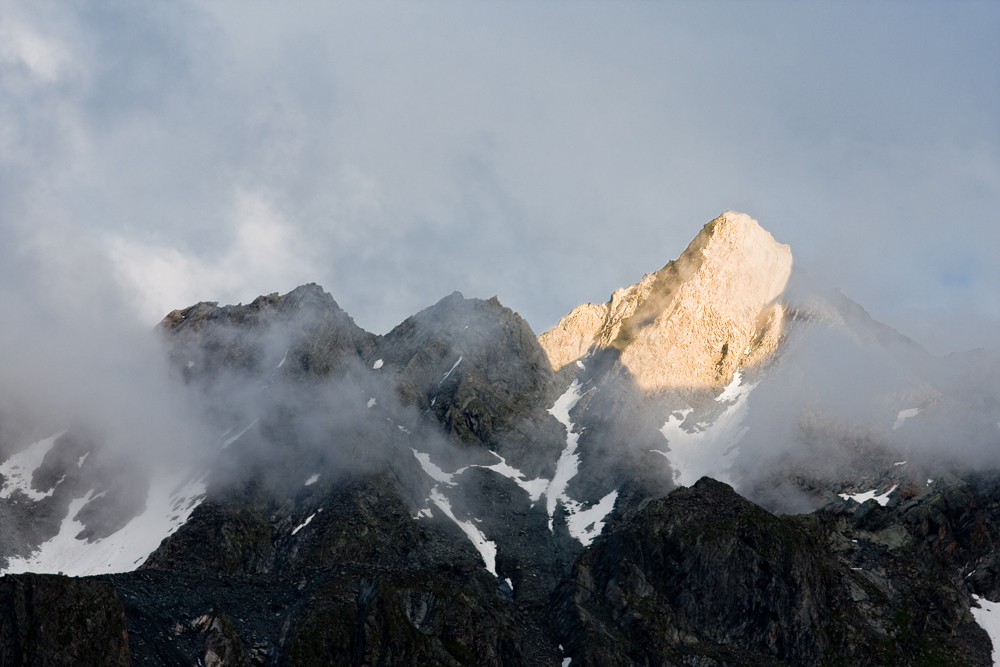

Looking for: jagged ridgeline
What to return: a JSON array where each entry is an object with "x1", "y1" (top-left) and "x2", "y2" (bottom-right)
[{"x1": 1, "y1": 211, "x2": 999, "y2": 666}]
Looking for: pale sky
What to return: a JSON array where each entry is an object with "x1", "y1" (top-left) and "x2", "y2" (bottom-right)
[{"x1": 2, "y1": 1, "x2": 998, "y2": 354}]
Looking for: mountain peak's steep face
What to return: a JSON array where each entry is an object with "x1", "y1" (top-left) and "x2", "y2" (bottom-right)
[{"x1": 539, "y1": 211, "x2": 792, "y2": 391}]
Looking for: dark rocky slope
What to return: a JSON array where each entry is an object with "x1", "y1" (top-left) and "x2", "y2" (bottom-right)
[
  {"x1": 555, "y1": 477, "x2": 994, "y2": 666},
  {"x1": 0, "y1": 574, "x2": 131, "y2": 666}
]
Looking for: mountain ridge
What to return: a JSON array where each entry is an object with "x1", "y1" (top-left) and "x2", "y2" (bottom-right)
[{"x1": 0, "y1": 211, "x2": 998, "y2": 665}]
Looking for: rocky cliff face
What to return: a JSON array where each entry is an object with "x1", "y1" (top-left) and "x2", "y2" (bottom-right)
[
  {"x1": 554, "y1": 477, "x2": 992, "y2": 666},
  {"x1": 539, "y1": 211, "x2": 792, "y2": 391},
  {"x1": 0, "y1": 574, "x2": 132, "y2": 666}
]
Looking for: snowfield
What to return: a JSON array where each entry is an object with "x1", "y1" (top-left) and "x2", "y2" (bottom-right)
[
  {"x1": 2, "y1": 469, "x2": 206, "y2": 576},
  {"x1": 655, "y1": 371, "x2": 754, "y2": 487}
]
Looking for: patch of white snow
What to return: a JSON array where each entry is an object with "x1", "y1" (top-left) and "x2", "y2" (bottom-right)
[
  {"x1": 291, "y1": 513, "x2": 316, "y2": 536},
  {"x1": 972, "y1": 594, "x2": 1000, "y2": 666},
  {"x1": 539, "y1": 380, "x2": 616, "y2": 544},
  {"x1": 429, "y1": 486, "x2": 497, "y2": 575},
  {"x1": 564, "y1": 490, "x2": 618, "y2": 546},
  {"x1": 2, "y1": 469, "x2": 206, "y2": 576},
  {"x1": 372, "y1": 359, "x2": 384, "y2": 369},
  {"x1": 439, "y1": 356, "x2": 463, "y2": 384},
  {"x1": 715, "y1": 371, "x2": 750, "y2": 403},
  {"x1": 545, "y1": 380, "x2": 584, "y2": 529},
  {"x1": 367, "y1": 397, "x2": 376, "y2": 408},
  {"x1": 839, "y1": 485, "x2": 898, "y2": 507},
  {"x1": 656, "y1": 383, "x2": 753, "y2": 487},
  {"x1": 479, "y1": 451, "x2": 547, "y2": 503},
  {"x1": 277, "y1": 349, "x2": 288, "y2": 368},
  {"x1": 304, "y1": 474, "x2": 320, "y2": 486},
  {"x1": 654, "y1": 372, "x2": 756, "y2": 486},
  {"x1": 412, "y1": 450, "x2": 456, "y2": 485},
  {"x1": 0, "y1": 433, "x2": 64, "y2": 501}
]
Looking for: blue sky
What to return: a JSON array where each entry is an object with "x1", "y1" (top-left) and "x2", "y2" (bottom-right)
[{"x1": 1, "y1": 1, "x2": 998, "y2": 353}]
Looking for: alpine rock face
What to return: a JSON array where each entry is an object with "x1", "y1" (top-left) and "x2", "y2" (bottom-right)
[
  {"x1": 539, "y1": 211, "x2": 791, "y2": 392},
  {"x1": 1, "y1": 212, "x2": 1000, "y2": 666}
]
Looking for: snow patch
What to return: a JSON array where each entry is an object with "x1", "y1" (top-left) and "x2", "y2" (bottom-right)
[
  {"x1": 839, "y1": 485, "x2": 898, "y2": 507},
  {"x1": 576, "y1": 360, "x2": 585, "y2": 370},
  {"x1": 972, "y1": 595, "x2": 1000, "y2": 666},
  {"x1": 657, "y1": 371, "x2": 756, "y2": 486},
  {"x1": 479, "y1": 451, "x2": 547, "y2": 503},
  {"x1": 0, "y1": 433, "x2": 65, "y2": 501},
  {"x1": 2, "y1": 469, "x2": 206, "y2": 576},
  {"x1": 372, "y1": 358, "x2": 384, "y2": 369},
  {"x1": 429, "y1": 486, "x2": 497, "y2": 576},
  {"x1": 304, "y1": 473, "x2": 320, "y2": 486},
  {"x1": 439, "y1": 356, "x2": 463, "y2": 384},
  {"x1": 893, "y1": 461, "x2": 908, "y2": 466},
  {"x1": 893, "y1": 407, "x2": 920, "y2": 430},
  {"x1": 540, "y1": 380, "x2": 617, "y2": 544},
  {"x1": 76, "y1": 452, "x2": 89, "y2": 468},
  {"x1": 412, "y1": 450, "x2": 457, "y2": 486},
  {"x1": 367, "y1": 397, "x2": 376, "y2": 408},
  {"x1": 545, "y1": 380, "x2": 584, "y2": 529},
  {"x1": 715, "y1": 371, "x2": 751, "y2": 403},
  {"x1": 564, "y1": 490, "x2": 618, "y2": 546},
  {"x1": 291, "y1": 513, "x2": 316, "y2": 536},
  {"x1": 276, "y1": 348, "x2": 288, "y2": 368}
]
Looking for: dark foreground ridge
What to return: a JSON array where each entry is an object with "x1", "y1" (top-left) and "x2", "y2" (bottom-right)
[{"x1": 4, "y1": 473, "x2": 1000, "y2": 665}]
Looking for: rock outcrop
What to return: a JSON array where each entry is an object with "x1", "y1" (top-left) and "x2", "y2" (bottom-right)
[
  {"x1": 554, "y1": 477, "x2": 992, "y2": 666},
  {"x1": 539, "y1": 211, "x2": 792, "y2": 391},
  {"x1": 0, "y1": 574, "x2": 132, "y2": 666}
]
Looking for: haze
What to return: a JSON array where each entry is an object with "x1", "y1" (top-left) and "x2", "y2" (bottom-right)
[{"x1": 2, "y1": 2, "x2": 998, "y2": 353}]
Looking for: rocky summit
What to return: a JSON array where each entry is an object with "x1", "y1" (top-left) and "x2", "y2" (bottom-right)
[
  {"x1": 539, "y1": 211, "x2": 791, "y2": 391},
  {"x1": 1, "y1": 212, "x2": 1000, "y2": 666}
]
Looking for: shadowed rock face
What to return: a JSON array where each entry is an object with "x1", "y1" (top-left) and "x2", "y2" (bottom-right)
[
  {"x1": 539, "y1": 211, "x2": 792, "y2": 391},
  {"x1": 553, "y1": 477, "x2": 993, "y2": 667},
  {"x1": 0, "y1": 574, "x2": 132, "y2": 666},
  {"x1": 377, "y1": 292, "x2": 553, "y2": 446},
  {"x1": 161, "y1": 282, "x2": 378, "y2": 382}
]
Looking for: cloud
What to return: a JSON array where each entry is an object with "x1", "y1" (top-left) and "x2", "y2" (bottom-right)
[
  {"x1": 107, "y1": 188, "x2": 320, "y2": 323},
  {"x1": 0, "y1": 18, "x2": 72, "y2": 82},
  {"x1": 0, "y1": 1, "x2": 997, "y2": 347}
]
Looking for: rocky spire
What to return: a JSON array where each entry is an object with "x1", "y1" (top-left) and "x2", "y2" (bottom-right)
[{"x1": 538, "y1": 211, "x2": 793, "y2": 391}]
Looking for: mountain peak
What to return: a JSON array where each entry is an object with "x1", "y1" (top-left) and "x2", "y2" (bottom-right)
[{"x1": 539, "y1": 211, "x2": 793, "y2": 391}]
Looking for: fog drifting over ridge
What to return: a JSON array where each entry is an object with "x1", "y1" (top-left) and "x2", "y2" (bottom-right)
[{"x1": 0, "y1": 1, "x2": 998, "y2": 511}]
